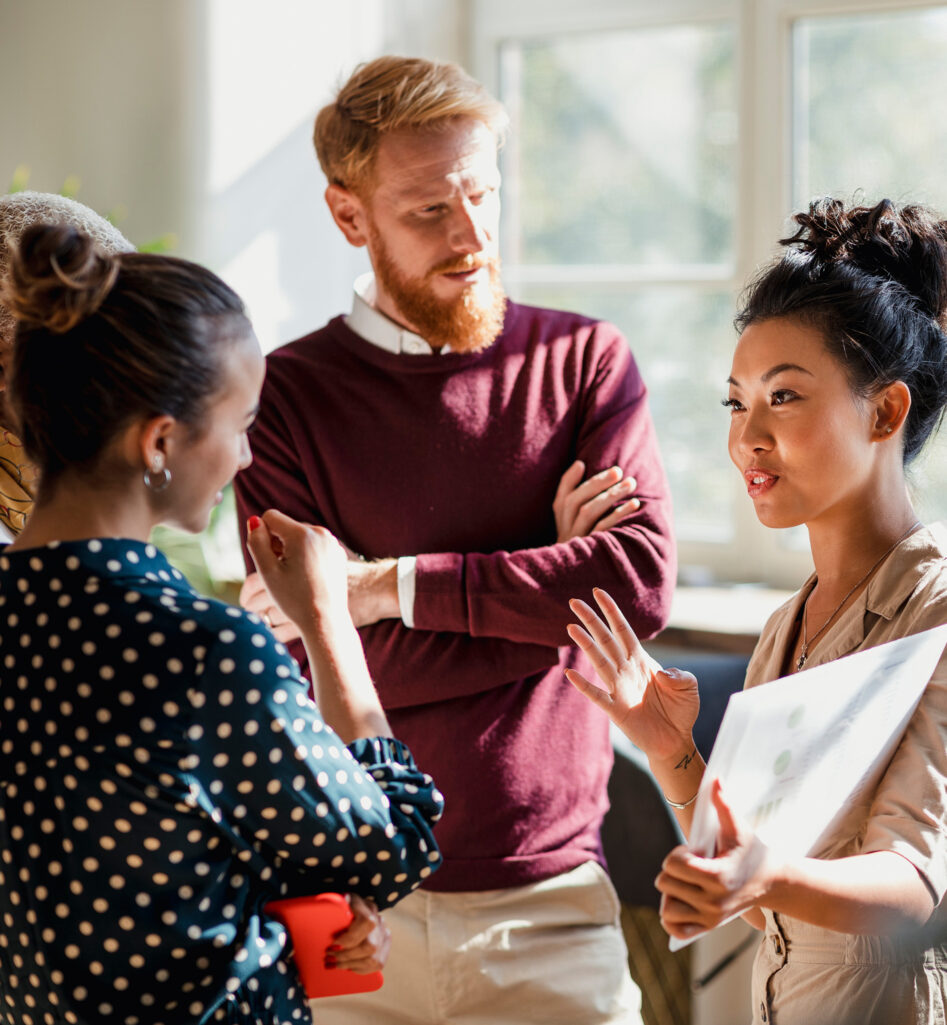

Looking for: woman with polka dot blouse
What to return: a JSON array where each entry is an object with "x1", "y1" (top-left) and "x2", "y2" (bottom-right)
[{"x1": 0, "y1": 224, "x2": 444, "y2": 1024}]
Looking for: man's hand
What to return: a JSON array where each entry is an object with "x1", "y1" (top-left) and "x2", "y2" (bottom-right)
[
  {"x1": 239, "y1": 570, "x2": 302, "y2": 643},
  {"x1": 554, "y1": 460, "x2": 639, "y2": 542},
  {"x1": 327, "y1": 895, "x2": 391, "y2": 974},
  {"x1": 242, "y1": 549, "x2": 401, "y2": 633},
  {"x1": 347, "y1": 558, "x2": 399, "y2": 627}
]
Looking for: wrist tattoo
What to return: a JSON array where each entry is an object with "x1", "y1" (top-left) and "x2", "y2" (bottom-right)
[{"x1": 675, "y1": 747, "x2": 697, "y2": 772}]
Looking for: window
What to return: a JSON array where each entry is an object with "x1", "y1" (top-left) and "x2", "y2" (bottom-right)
[{"x1": 473, "y1": 0, "x2": 947, "y2": 587}]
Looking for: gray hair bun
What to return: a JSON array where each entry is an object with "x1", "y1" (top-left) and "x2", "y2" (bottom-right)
[{"x1": 0, "y1": 191, "x2": 133, "y2": 341}]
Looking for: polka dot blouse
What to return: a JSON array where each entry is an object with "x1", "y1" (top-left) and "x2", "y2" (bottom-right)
[{"x1": 0, "y1": 539, "x2": 444, "y2": 1024}]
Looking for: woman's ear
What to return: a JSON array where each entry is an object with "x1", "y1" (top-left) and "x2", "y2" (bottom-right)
[
  {"x1": 325, "y1": 185, "x2": 370, "y2": 248},
  {"x1": 872, "y1": 380, "x2": 911, "y2": 441},
  {"x1": 121, "y1": 414, "x2": 177, "y2": 472}
]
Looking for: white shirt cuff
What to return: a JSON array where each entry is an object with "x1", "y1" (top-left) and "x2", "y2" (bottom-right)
[{"x1": 397, "y1": 556, "x2": 417, "y2": 628}]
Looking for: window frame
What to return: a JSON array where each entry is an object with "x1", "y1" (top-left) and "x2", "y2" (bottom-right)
[{"x1": 470, "y1": 0, "x2": 945, "y2": 589}]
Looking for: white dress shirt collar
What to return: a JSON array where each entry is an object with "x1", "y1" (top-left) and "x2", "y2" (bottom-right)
[{"x1": 346, "y1": 272, "x2": 451, "y2": 356}]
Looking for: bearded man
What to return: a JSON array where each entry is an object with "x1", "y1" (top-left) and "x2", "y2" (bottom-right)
[{"x1": 234, "y1": 56, "x2": 675, "y2": 1025}]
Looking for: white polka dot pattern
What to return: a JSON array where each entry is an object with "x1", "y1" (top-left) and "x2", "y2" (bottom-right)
[{"x1": 0, "y1": 539, "x2": 443, "y2": 1024}]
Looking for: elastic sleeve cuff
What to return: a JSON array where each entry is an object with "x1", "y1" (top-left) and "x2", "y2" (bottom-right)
[
  {"x1": 346, "y1": 735, "x2": 420, "y2": 771},
  {"x1": 397, "y1": 556, "x2": 417, "y2": 629}
]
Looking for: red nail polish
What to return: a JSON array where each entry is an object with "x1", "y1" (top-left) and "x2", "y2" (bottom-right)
[{"x1": 247, "y1": 515, "x2": 262, "y2": 531}]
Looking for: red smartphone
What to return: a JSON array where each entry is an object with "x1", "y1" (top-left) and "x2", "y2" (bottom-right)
[{"x1": 264, "y1": 893, "x2": 384, "y2": 999}]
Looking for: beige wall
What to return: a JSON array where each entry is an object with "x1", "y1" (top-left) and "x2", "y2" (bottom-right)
[{"x1": 0, "y1": 0, "x2": 202, "y2": 251}]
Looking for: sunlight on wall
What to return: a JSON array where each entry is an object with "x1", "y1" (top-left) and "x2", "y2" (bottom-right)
[
  {"x1": 223, "y1": 229, "x2": 291, "y2": 353},
  {"x1": 206, "y1": 0, "x2": 386, "y2": 195},
  {"x1": 201, "y1": 0, "x2": 389, "y2": 347}
]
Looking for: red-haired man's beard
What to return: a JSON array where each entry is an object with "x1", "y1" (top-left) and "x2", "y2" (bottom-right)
[{"x1": 369, "y1": 229, "x2": 507, "y2": 354}]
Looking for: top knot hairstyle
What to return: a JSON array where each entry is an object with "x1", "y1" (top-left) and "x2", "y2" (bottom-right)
[
  {"x1": 313, "y1": 55, "x2": 509, "y2": 193},
  {"x1": 2, "y1": 223, "x2": 250, "y2": 485},
  {"x1": 736, "y1": 197, "x2": 947, "y2": 463}
]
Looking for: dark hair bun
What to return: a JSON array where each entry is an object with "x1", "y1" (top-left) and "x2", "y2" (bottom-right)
[
  {"x1": 739, "y1": 196, "x2": 947, "y2": 464},
  {"x1": 3, "y1": 223, "x2": 119, "y2": 333},
  {"x1": 785, "y1": 197, "x2": 947, "y2": 325}
]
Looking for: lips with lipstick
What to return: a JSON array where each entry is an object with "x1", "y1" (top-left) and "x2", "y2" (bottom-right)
[{"x1": 745, "y1": 467, "x2": 779, "y2": 497}]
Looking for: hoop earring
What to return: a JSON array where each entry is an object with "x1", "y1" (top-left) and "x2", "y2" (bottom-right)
[{"x1": 144, "y1": 456, "x2": 171, "y2": 492}]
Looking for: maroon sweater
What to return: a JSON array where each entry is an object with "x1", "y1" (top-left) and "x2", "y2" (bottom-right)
[{"x1": 235, "y1": 302, "x2": 676, "y2": 891}]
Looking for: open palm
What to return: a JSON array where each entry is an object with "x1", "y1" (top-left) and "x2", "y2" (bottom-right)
[{"x1": 566, "y1": 588, "x2": 700, "y2": 760}]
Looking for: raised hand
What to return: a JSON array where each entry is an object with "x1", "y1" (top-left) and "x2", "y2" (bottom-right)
[
  {"x1": 566, "y1": 587, "x2": 700, "y2": 760},
  {"x1": 554, "y1": 460, "x2": 640, "y2": 542},
  {"x1": 246, "y1": 510, "x2": 390, "y2": 742},
  {"x1": 246, "y1": 511, "x2": 351, "y2": 634},
  {"x1": 657, "y1": 780, "x2": 772, "y2": 940}
]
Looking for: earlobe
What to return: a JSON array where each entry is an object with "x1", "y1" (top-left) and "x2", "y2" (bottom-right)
[{"x1": 325, "y1": 185, "x2": 369, "y2": 248}]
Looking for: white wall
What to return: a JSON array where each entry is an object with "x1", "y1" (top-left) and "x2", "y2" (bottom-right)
[{"x1": 0, "y1": 0, "x2": 469, "y2": 351}]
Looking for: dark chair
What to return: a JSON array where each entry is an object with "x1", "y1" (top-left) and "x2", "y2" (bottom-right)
[{"x1": 602, "y1": 649, "x2": 751, "y2": 1025}]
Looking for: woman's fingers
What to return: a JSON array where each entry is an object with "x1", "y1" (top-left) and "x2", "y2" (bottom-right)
[
  {"x1": 246, "y1": 515, "x2": 280, "y2": 576},
  {"x1": 565, "y1": 622, "x2": 620, "y2": 688},
  {"x1": 710, "y1": 779, "x2": 743, "y2": 855},
  {"x1": 592, "y1": 587, "x2": 643, "y2": 663},
  {"x1": 330, "y1": 945, "x2": 388, "y2": 973},
  {"x1": 333, "y1": 896, "x2": 376, "y2": 947},
  {"x1": 659, "y1": 846, "x2": 730, "y2": 891},
  {"x1": 328, "y1": 896, "x2": 390, "y2": 974},
  {"x1": 657, "y1": 854, "x2": 729, "y2": 934},
  {"x1": 656, "y1": 827, "x2": 770, "y2": 933},
  {"x1": 564, "y1": 667, "x2": 613, "y2": 711},
  {"x1": 659, "y1": 892, "x2": 710, "y2": 938},
  {"x1": 568, "y1": 598, "x2": 627, "y2": 674}
]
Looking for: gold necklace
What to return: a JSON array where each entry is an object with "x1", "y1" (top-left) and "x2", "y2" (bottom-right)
[{"x1": 796, "y1": 520, "x2": 921, "y2": 671}]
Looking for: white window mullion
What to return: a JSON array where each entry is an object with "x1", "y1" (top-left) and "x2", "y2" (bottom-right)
[{"x1": 473, "y1": 0, "x2": 945, "y2": 587}]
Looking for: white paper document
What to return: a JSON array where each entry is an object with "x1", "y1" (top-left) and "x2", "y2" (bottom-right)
[{"x1": 669, "y1": 624, "x2": 947, "y2": 951}]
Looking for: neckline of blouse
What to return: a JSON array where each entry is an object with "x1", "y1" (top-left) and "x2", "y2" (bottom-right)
[{"x1": 0, "y1": 537, "x2": 189, "y2": 589}]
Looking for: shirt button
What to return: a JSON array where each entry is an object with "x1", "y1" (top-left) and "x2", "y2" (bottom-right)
[{"x1": 772, "y1": 934, "x2": 782, "y2": 955}]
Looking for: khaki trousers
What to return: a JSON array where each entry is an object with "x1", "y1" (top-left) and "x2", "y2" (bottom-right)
[{"x1": 312, "y1": 861, "x2": 643, "y2": 1025}]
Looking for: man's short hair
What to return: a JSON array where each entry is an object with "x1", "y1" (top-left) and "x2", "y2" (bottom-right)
[
  {"x1": 0, "y1": 191, "x2": 133, "y2": 345},
  {"x1": 313, "y1": 56, "x2": 508, "y2": 194}
]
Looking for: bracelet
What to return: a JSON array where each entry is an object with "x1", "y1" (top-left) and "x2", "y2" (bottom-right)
[{"x1": 663, "y1": 788, "x2": 699, "y2": 810}]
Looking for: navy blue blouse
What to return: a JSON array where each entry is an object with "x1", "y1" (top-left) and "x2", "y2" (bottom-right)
[{"x1": 0, "y1": 538, "x2": 443, "y2": 1024}]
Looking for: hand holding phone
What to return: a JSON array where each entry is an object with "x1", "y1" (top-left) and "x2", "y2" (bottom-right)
[{"x1": 265, "y1": 893, "x2": 385, "y2": 999}]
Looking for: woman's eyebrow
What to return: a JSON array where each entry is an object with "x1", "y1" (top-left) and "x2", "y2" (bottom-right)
[
  {"x1": 761, "y1": 362, "x2": 814, "y2": 382},
  {"x1": 727, "y1": 363, "x2": 814, "y2": 388}
]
